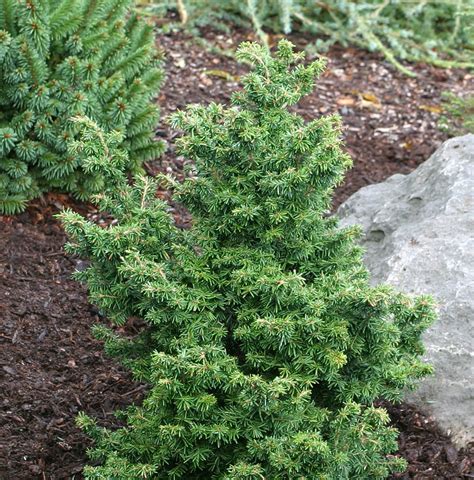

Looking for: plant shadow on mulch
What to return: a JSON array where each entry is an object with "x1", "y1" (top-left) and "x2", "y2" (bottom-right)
[{"x1": 1, "y1": 21, "x2": 473, "y2": 480}]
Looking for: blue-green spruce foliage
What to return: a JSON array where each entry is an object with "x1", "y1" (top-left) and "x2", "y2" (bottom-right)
[
  {"x1": 0, "y1": 0, "x2": 164, "y2": 213},
  {"x1": 61, "y1": 41, "x2": 435, "y2": 479}
]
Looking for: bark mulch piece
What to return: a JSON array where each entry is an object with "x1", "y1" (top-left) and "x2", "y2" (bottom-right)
[{"x1": 1, "y1": 21, "x2": 473, "y2": 480}]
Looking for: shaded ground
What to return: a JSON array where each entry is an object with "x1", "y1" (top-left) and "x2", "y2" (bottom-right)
[{"x1": 0, "y1": 21, "x2": 473, "y2": 480}]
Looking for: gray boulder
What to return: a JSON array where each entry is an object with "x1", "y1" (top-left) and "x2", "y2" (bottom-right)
[{"x1": 338, "y1": 134, "x2": 474, "y2": 447}]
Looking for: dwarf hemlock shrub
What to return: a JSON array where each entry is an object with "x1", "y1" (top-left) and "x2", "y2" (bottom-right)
[
  {"x1": 0, "y1": 0, "x2": 164, "y2": 214},
  {"x1": 61, "y1": 41, "x2": 435, "y2": 479}
]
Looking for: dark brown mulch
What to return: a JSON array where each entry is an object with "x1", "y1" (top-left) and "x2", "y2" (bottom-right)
[
  {"x1": 387, "y1": 403, "x2": 474, "y2": 479},
  {"x1": 0, "y1": 197, "x2": 144, "y2": 480},
  {"x1": 1, "y1": 20, "x2": 473, "y2": 480}
]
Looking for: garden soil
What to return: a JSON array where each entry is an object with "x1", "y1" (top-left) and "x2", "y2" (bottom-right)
[{"x1": 1, "y1": 22, "x2": 473, "y2": 479}]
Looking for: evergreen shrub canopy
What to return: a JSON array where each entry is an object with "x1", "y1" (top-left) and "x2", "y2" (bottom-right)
[
  {"x1": 61, "y1": 40, "x2": 435, "y2": 479},
  {"x1": 0, "y1": 0, "x2": 164, "y2": 214}
]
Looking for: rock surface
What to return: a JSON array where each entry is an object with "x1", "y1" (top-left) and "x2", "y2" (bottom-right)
[{"x1": 338, "y1": 135, "x2": 474, "y2": 447}]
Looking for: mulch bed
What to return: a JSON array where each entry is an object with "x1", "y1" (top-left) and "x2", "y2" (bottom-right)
[{"x1": 0, "y1": 20, "x2": 473, "y2": 480}]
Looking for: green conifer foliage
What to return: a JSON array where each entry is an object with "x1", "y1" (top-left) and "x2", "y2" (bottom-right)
[
  {"x1": 61, "y1": 41, "x2": 435, "y2": 479},
  {"x1": 0, "y1": 0, "x2": 164, "y2": 214}
]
